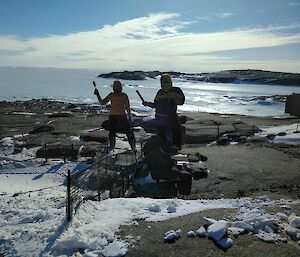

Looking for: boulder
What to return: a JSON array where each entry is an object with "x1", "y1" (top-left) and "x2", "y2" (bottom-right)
[
  {"x1": 36, "y1": 143, "x2": 79, "y2": 159},
  {"x1": 80, "y1": 130, "x2": 109, "y2": 143},
  {"x1": 187, "y1": 153, "x2": 208, "y2": 162},
  {"x1": 29, "y1": 125, "x2": 55, "y2": 134}
]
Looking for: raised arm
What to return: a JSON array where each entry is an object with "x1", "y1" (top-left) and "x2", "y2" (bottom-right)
[
  {"x1": 93, "y1": 82, "x2": 111, "y2": 105},
  {"x1": 142, "y1": 101, "x2": 156, "y2": 108},
  {"x1": 142, "y1": 91, "x2": 159, "y2": 108}
]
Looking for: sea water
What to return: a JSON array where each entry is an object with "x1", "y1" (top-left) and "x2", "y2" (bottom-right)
[{"x1": 1, "y1": 67, "x2": 300, "y2": 117}]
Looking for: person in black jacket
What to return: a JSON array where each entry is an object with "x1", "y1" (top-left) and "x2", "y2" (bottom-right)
[{"x1": 142, "y1": 74, "x2": 185, "y2": 148}]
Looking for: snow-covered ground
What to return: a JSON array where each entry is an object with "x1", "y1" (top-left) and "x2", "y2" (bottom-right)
[
  {"x1": 1, "y1": 166, "x2": 300, "y2": 257},
  {"x1": 257, "y1": 123, "x2": 300, "y2": 145},
  {"x1": 1, "y1": 146, "x2": 300, "y2": 257},
  {"x1": 1, "y1": 124, "x2": 300, "y2": 256}
]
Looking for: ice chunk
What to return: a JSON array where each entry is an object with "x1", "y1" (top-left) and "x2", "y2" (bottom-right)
[
  {"x1": 254, "y1": 232, "x2": 281, "y2": 243},
  {"x1": 165, "y1": 230, "x2": 176, "y2": 237},
  {"x1": 232, "y1": 221, "x2": 254, "y2": 232},
  {"x1": 217, "y1": 238, "x2": 233, "y2": 249},
  {"x1": 0, "y1": 137, "x2": 14, "y2": 147},
  {"x1": 207, "y1": 220, "x2": 228, "y2": 241},
  {"x1": 164, "y1": 229, "x2": 181, "y2": 241},
  {"x1": 164, "y1": 230, "x2": 178, "y2": 242},
  {"x1": 264, "y1": 225, "x2": 274, "y2": 234},
  {"x1": 275, "y1": 212, "x2": 288, "y2": 221},
  {"x1": 228, "y1": 227, "x2": 245, "y2": 236},
  {"x1": 289, "y1": 215, "x2": 300, "y2": 228},
  {"x1": 196, "y1": 227, "x2": 206, "y2": 237},
  {"x1": 68, "y1": 136, "x2": 81, "y2": 142},
  {"x1": 285, "y1": 226, "x2": 300, "y2": 241},
  {"x1": 164, "y1": 232, "x2": 176, "y2": 241},
  {"x1": 204, "y1": 217, "x2": 217, "y2": 225},
  {"x1": 187, "y1": 230, "x2": 196, "y2": 238},
  {"x1": 253, "y1": 218, "x2": 278, "y2": 232},
  {"x1": 256, "y1": 195, "x2": 270, "y2": 202},
  {"x1": 175, "y1": 229, "x2": 182, "y2": 239},
  {"x1": 102, "y1": 241, "x2": 127, "y2": 257},
  {"x1": 167, "y1": 203, "x2": 177, "y2": 213},
  {"x1": 147, "y1": 204, "x2": 161, "y2": 212}
]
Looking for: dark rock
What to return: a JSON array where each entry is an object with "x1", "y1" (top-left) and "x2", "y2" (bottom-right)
[
  {"x1": 182, "y1": 162, "x2": 208, "y2": 180},
  {"x1": 187, "y1": 153, "x2": 208, "y2": 162},
  {"x1": 48, "y1": 112, "x2": 74, "y2": 118},
  {"x1": 98, "y1": 71, "x2": 151, "y2": 80},
  {"x1": 266, "y1": 134, "x2": 276, "y2": 140},
  {"x1": 66, "y1": 103, "x2": 78, "y2": 109},
  {"x1": 29, "y1": 125, "x2": 55, "y2": 134},
  {"x1": 277, "y1": 132, "x2": 287, "y2": 136},
  {"x1": 98, "y1": 70, "x2": 186, "y2": 81},
  {"x1": 79, "y1": 130, "x2": 109, "y2": 143},
  {"x1": 36, "y1": 144, "x2": 79, "y2": 159},
  {"x1": 187, "y1": 154, "x2": 200, "y2": 162}
]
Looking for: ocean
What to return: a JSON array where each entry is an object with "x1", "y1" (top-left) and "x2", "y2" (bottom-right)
[{"x1": 1, "y1": 67, "x2": 300, "y2": 117}]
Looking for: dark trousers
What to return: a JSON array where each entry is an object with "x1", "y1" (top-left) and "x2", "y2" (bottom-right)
[
  {"x1": 108, "y1": 115, "x2": 135, "y2": 149},
  {"x1": 157, "y1": 114, "x2": 182, "y2": 147}
]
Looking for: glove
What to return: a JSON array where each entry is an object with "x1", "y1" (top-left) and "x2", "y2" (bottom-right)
[
  {"x1": 94, "y1": 88, "x2": 100, "y2": 96},
  {"x1": 142, "y1": 101, "x2": 149, "y2": 106}
]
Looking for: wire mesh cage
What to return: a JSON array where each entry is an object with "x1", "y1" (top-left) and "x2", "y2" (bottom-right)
[{"x1": 66, "y1": 148, "x2": 137, "y2": 221}]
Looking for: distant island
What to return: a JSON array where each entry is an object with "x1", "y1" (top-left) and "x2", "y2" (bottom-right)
[{"x1": 98, "y1": 69, "x2": 300, "y2": 86}]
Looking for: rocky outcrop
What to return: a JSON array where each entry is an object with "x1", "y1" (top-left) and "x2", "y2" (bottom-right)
[
  {"x1": 98, "y1": 69, "x2": 300, "y2": 86},
  {"x1": 98, "y1": 71, "x2": 184, "y2": 80}
]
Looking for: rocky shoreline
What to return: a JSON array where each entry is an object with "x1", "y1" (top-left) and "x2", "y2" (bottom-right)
[
  {"x1": 98, "y1": 69, "x2": 300, "y2": 86},
  {"x1": 1, "y1": 99, "x2": 300, "y2": 199}
]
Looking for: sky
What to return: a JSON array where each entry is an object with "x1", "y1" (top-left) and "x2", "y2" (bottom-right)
[{"x1": 0, "y1": 0, "x2": 300, "y2": 72}]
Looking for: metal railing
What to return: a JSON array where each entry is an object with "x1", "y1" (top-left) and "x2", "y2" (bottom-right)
[{"x1": 66, "y1": 147, "x2": 137, "y2": 221}]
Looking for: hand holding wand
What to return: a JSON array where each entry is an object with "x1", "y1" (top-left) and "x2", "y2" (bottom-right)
[{"x1": 93, "y1": 81, "x2": 99, "y2": 96}]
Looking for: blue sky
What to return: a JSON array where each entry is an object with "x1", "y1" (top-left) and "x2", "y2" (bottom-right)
[{"x1": 0, "y1": 0, "x2": 300, "y2": 72}]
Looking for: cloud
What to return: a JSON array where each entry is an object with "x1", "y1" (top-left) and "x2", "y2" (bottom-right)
[
  {"x1": 218, "y1": 12, "x2": 234, "y2": 18},
  {"x1": 0, "y1": 12, "x2": 300, "y2": 72},
  {"x1": 196, "y1": 12, "x2": 234, "y2": 21},
  {"x1": 288, "y1": 1, "x2": 300, "y2": 6}
]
